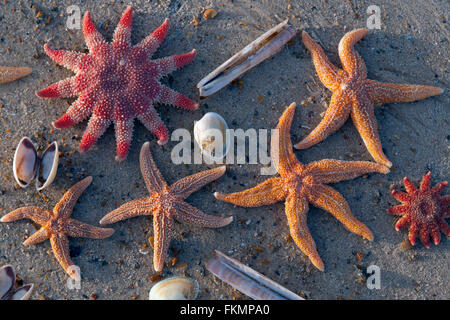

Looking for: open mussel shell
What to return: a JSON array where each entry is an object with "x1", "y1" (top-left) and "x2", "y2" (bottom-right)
[
  {"x1": 0, "y1": 265, "x2": 34, "y2": 300},
  {"x1": 149, "y1": 276, "x2": 199, "y2": 300},
  {"x1": 36, "y1": 141, "x2": 59, "y2": 191},
  {"x1": 0, "y1": 265, "x2": 15, "y2": 299},
  {"x1": 13, "y1": 137, "x2": 38, "y2": 188},
  {"x1": 194, "y1": 112, "x2": 230, "y2": 161},
  {"x1": 197, "y1": 19, "x2": 296, "y2": 97},
  {"x1": 13, "y1": 137, "x2": 59, "y2": 191},
  {"x1": 206, "y1": 250, "x2": 303, "y2": 300}
]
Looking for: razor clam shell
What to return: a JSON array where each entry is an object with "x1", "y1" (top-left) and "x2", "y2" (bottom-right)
[
  {"x1": 13, "y1": 137, "x2": 38, "y2": 188},
  {"x1": 0, "y1": 265, "x2": 15, "y2": 299},
  {"x1": 206, "y1": 250, "x2": 303, "y2": 300},
  {"x1": 10, "y1": 284, "x2": 34, "y2": 300},
  {"x1": 149, "y1": 276, "x2": 199, "y2": 300},
  {"x1": 197, "y1": 20, "x2": 296, "y2": 97},
  {"x1": 36, "y1": 141, "x2": 59, "y2": 191}
]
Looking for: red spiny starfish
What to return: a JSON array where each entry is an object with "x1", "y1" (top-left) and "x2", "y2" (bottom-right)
[
  {"x1": 388, "y1": 172, "x2": 449, "y2": 248},
  {"x1": 36, "y1": 6, "x2": 198, "y2": 161},
  {"x1": 1, "y1": 177, "x2": 114, "y2": 280},
  {"x1": 215, "y1": 103, "x2": 389, "y2": 271},
  {"x1": 294, "y1": 29, "x2": 443, "y2": 168},
  {"x1": 100, "y1": 142, "x2": 232, "y2": 272}
]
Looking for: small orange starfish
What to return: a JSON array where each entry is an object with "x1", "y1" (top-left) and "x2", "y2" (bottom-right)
[
  {"x1": 388, "y1": 172, "x2": 449, "y2": 248},
  {"x1": 215, "y1": 102, "x2": 389, "y2": 271},
  {"x1": 1, "y1": 177, "x2": 114, "y2": 280},
  {"x1": 294, "y1": 29, "x2": 443, "y2": 168},
  {"x1": 100, "y1": 142, "x2": 233, "y2": 272}
]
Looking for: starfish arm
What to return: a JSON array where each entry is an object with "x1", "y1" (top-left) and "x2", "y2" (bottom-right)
[
  {"x1": 156, "y1": 84, "x2": 199, "y2": 110},
  {"x1": 1, "y1": 207, "x2": 51, "y2": 225},
  {"x1": 419, "y1": 172, "x2": 432, "y2": 192},
  {"x1": 391, "y1": 190, "x2": 410, "y2": 202},
  {"x1": 387, "y1": 204, "x2": 408, "y2": 216},
  {"x1": 114, "y1": 118, "x2": 134, "y2": 161},
  {"x1": 0, "y1": 66, "x2": 32, "y2": 84},
  {"x1": 54, "y1": 177, "x2": 93, "y2": 220},
  {"x1": 419, "y1": 226, "x2": 431, "y2": 248},
  {"x1": 82, "y1": 11, "x2": 106, "y2": 52},
  {"x1": 99, "y1": 198, "x2": 153, "y2": 225},
  {"x1": 53, "y1": 95, "x2": 94, "y2": 129},
  {"x1": 137, "y1": 18, "x2": 170, "y2": 59},
  {"x1": 41, "y1": 44, "x2": 86, "y2": 74},
  {"x1": 153, "y1": 213, "x2": 173, "y2": 272},
  {"x1": 66, "y1": 219, "x2": 114, "y2": 239},
  {"x1": 307, "y1": 184, "x2": 373, "y2": 241},
  {"x1": 407, "y1": 222, "x2": 419, "y2": 246},
  {"x1": 36, "y1": 76, "x2": 78, "y2": 98},
  {"x1": 154, "y1": 50, "x2": 196, "y2": 78},
  {"x1": 437, "y1": 218, "x2": 450, "y2": 236},
  {"x1": 429, "y1": 222, "x2": 441, "y2": 246},
  {"x1": 301, "y1": 31, "x2": 342, "y2": 91},
  {"x1": 50, "y1": 233, "x2": 79, "y2": 280},
  {"x1": 403, "y1": 177, "x2": 418, "y2": 194},
  {"x1": 173, "y1": 201, "x2": 233, "y2": 228},
  {"x1": 439, "y1": 195, "x2": 450, "y2": 209},
  {"x1": 294, "y1": 91, "x2": 351, "y2": 150},
  {"x1": 140, "y1": 141, "x2": 167, "y2": 192},
  {"x1": 365, "y1": 79, "x2": 443, "y2": 105},
  {"x1": 136, "y1": 108, "x2": 169, "y2": 145},
  {"x1": 432, "y1": 182, "x2": 448, "y2": 197},
  {"x1": 350, "y1": 95, "x2": 392, "y2": 167},
  {"x1": 23, "y1": 227, "x2": 50, "y2": 245},
  {"x1": 112, "y1": 6, "x2": 132, "y2": 49},
  {"x1": 171, "y1": 166, "x2": 226, "y2": 198},
  {"x1": 304, "y1": 159, "x2": 389, "y2": 184},
  {"x1": 79, "y1": 116, "x2": 111, "y2": 153},
  {"x1": 285, "y1": 191, "x2": 324, "y2": 271},
  {"x1": 271, "y1": 102, "x2": 303, "y2": 175},
  {"x1": 214, "y1": 177, "x2": 287, "y2": 207},
  {"x1": 337, "y1": 28, "x2": 368, "y2": 78}
]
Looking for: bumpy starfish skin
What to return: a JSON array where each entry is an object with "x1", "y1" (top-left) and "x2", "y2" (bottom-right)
[
  {"x1": 388, "y1": 172, "x2": 449, "y2": 247},
  {"x1": 294, "y1": 29, "x2": 443, "y2": 168},
  {"x1": 100, "y1": 142, "x2": 232, "y2": 272},
  {"x1": 1, "y1": 177, "x2": 114, "y2": 280},
  {"x1": 0, "y1": 66, "x2": 32, "y2": 84},
  {"x1": 36, "y1": 6, "x2": 198, "y2": 161},
  {"x1": 215, "y1": 103, "x2": 389, "y2": 271}
]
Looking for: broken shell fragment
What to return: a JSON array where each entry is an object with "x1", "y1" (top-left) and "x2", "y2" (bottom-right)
[
  {"x1": 206, "y1": 250, "x2": 303, "y2": 300},
  {"x1": 194, "y1": 112, "x2": 230, "y2": 161},
  {"x1": 0, "y1": 265, "x2": 34, "y2": 300},
  {"x1": 13, "y1": 137, "x2": 59, "y2": 191},
  {"x1": 197, "y1": 19, "x2": 296, "y2": 97},
  {"x1": 149, "y1": 276, "x2": 199, "y2": 300}
]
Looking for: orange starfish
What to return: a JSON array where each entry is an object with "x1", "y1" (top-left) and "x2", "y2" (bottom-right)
[
  {"x1": 1, "y1": 177, "x2": 114, "y2": 280},
  {"x1": 100, "y1": 142, "x2": 233, "y2": 272},
  {"x1": 388, "y1": 172, "x2": 449, "y2": 248},
  {"x1": 215, "y1": 102, "x2": 389, "y2": 271},
  {"x1": 294, "y1": 29, "x2": 443, "y2": 168},
  {"x1": 0, "y1": 66, "x2": 31, "y2": 84}
]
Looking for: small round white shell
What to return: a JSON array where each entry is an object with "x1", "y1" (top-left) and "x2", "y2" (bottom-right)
[
  {"x1": 194, "y1": 112, "x2": 230, "y2": 161},
  {"x1": 149, "y1": 276, "x2": 199, "y2": 300}
]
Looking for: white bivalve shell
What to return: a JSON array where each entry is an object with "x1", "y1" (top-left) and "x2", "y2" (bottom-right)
[
  {"x1": 149, "y1": 276, "x2": 199, "y2": 300},
  {"x1": 0, "y1": 265, "x2": 34, "y2": 300},
  {"x1": 13, "y1": 137, "x2": 59, "y2": 191},
  {"x1": 194, "y1": 112, "x2": 230, "y2": 161}
]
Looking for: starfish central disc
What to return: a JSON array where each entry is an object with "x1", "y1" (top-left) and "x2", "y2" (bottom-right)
[{"x1": 36, "y1": 6, "x2": 199, "y2": 161}]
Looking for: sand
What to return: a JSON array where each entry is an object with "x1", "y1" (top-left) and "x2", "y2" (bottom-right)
[{"x1": 0, "y1": 0, "x2": 448, "y2": 300}]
